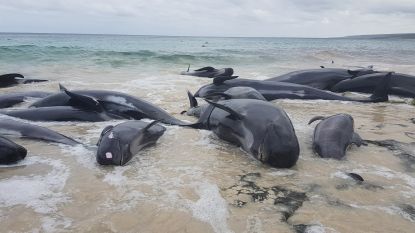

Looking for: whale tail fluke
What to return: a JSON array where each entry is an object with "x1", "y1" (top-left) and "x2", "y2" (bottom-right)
[{"x1": 369, "y1": 72, "x2": 392, "y2": 102}]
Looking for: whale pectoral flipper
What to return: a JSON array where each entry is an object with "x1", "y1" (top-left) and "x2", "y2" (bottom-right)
[
  {"x1": 205, "y1": 99, "x2": 244, "y2": 120},
  {"x1": 64, "y1": 90, "x2": 103, "y2": 112},
  {"x1": 351, "y1": 132, "x2": 366, "y2": 146},
  {"x1": 308, "y1": 116, "x2": 325, "y2": 125},
  {"x1": 213, "y1": 76, "x2": 239, "y2": 85}
]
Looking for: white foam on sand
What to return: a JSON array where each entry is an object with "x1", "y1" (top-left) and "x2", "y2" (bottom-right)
[
  {"x1": 103, "y1": 166, "x2": 129, "y2": 186},
  {"x1": 193, "y1": 129, "x2": 219, "y2": 149},
  {"x1": 305, "y1": 223, "x2": 339, "y2": 233},
  {"x1": 246, "y1": 215, "x2": 264, "y2": 233},
  {"x1": 98, "y1": 160, "x2": 232, "y2": 233},
  {"x1": 187, "y1": 182, "x2": 232, "y2": 233},
  {"x1": 349, "y1": 204, "x2": 415, "y2": 223},
  {"x1": 59, "y1": 144, "x2": 97, "y2": 170},
  {"x1": 0, "y1": 156, "x2": 71, "y2": 232}
]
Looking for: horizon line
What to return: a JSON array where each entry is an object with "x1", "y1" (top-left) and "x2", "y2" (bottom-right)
[{"x1": 1, "y1": 31, "x2": 414, "y2": 39}]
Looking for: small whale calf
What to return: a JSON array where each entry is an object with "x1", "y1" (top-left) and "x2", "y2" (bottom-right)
[
  {"x1": 308, "y1": 114, "x2": 366, "y2": 159},
  {"x1": 96, "y1": 120, "x2": 166, "y2": 165},
  {"x1": 0, "y1": 136, "x2": 27, "y2": 164}
]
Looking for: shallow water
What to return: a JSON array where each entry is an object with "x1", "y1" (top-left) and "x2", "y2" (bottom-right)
[{"x1": 0, "y1": 34, "x2": 414, "y2": 233}]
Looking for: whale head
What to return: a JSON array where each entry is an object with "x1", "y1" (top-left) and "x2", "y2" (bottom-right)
[
  {"x1": 96, "y1": 126, "x2": 130, "y2": 166},
  {"x1": 257, "y1": 121, "x2": 299, "y2": 168},
  {"x1": 0, "y1": 137, "x2": 27, "y2": 164}
]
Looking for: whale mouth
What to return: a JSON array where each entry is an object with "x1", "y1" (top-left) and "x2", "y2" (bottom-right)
[{"x1": 257, "y1": 135, "x2": 269, "y2": 163}]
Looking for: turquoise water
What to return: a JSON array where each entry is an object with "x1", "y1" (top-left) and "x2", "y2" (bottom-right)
[{"x1": 1, "y1": 33, "x2": 415, "y2": 77}]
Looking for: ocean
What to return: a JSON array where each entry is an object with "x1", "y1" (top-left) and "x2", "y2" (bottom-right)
[{"x1": 0, "y1": 33, "x2": 414, "y2": 233}]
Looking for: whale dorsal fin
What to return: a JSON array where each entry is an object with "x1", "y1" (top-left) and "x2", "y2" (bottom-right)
[
  {"x1": 369, "y1": 72, "x2": 392, "y2": 102},
  {"x1": 143, "y1": 120, "x2": 161, "y2": 132},
  {"x1": 64, "y1": 90, "x2": 104, "y2": 112},
  {"x1": 308, "y1": 116, "x2": 325, "y2": 125},
  {"x1": 213, "y1": 76, "x2": 238, "y2": 85},
  {"x1": 187, "y1": 90, "x2": 198, "y2": 108},
  {"x1": 205, "y1": 99, "x2": 244, "y2": 120},
  {"x1": 320, "y1": 66, "x2": 325, "y2": 68},
  {"x1": 187, "y1": 64, "x2": 190, "y2": 72},
  {"x1": 59, "y1": 83, "x2": 68, "y2": 91},
  {"x1": 195, "y1": 66, "x2": 215, "y2": 72}
]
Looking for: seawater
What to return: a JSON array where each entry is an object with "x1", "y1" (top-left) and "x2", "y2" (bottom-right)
[{"x1": 0, "y1": 33, "x2": 414, "y2": 233}]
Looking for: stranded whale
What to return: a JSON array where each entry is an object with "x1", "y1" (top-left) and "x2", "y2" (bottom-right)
[
  {"x1": 30, "y1": 85, "x2": 188, "y2": 125},
  {"x1": 194, "y1": 73, "x2": 391, "y2": 103},
  {"x1": 96, "y1": 120, "x2": 166, "y2": 165},
  {"x1": 0, "y1": 73, "x2": 48, "y2": 88},
  {"x1": 308, "y1": 114, "x2": 366, "y2": 159},
  {"x1": 0, "y1": 136, "x2": 27, "y2": 164},
  {"x1": 180, "y1": 66, "x2": 234, "y2": 78},
  {"x1": 0, "y1": 91, "x2": 52, "y2": 108},
  {"x1": 0, "y1": 118, "x2": 80, "y2": 145},
  {"x1": 187, "y1": 99, "x2": 300, "y2": 168}
]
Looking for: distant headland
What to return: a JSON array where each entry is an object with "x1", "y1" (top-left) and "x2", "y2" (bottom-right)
[{"x1": 341, "y1": 33, "x2": 415, "y2": 39}]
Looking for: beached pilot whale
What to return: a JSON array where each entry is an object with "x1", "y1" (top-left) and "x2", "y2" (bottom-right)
[
  {"x1": 308, "y1": 114, "x2": 366, "y2": 159},
  {"x1": 0, "y1": 136, "x2": 27, "y2": 164},
  {"x1": 0, "y1": 118, "x2": 80, "y2": 145},
  {"x1": 184, "y1": 87, "x2": 266, "y2": 118},
  {"x1": 0, "y1": 94, "x2": 124, "y2": 122},
  {"x1": 0, "y1": 91, "x2": 52, "y2": 108},
  {"x1": 180, "y1": 65, "x2": 234, "y2": 78},
  {"x1": 194, "y1": 72, "x2": 392, "y2": 103},
  {"x1": 30, "y1": 85, "x2": 188, "y2": 125},
  {"x1": 0, "y1": 73, "x2": 48, "y2": 88},
  {"x1": 187, "y1": 99, "x2": 300, "y2": 168},
  {"x1": 332, "y1": 72, "x2": 415, "y2": 98},
  {"x1": 266, "y1": 67, "x2": 378, "y2": 90},
  {"x1": 96, "y1": 120, "x2": 166, "y2": 166}
]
